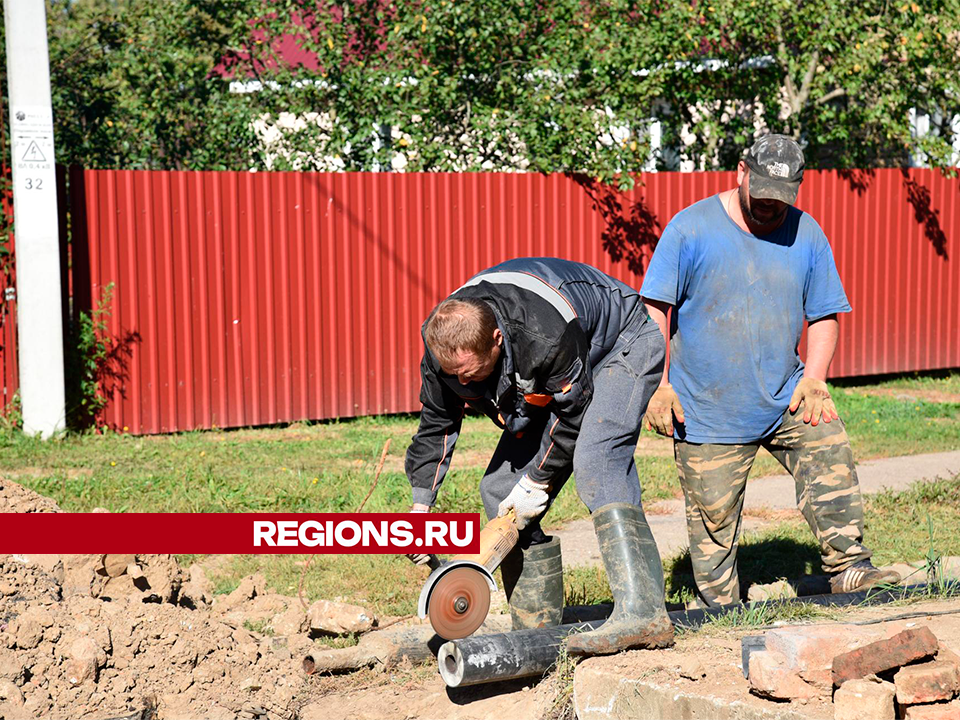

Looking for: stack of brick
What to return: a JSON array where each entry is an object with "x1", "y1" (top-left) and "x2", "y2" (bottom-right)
[
  {"x1": 833, "y1": 627, "x2": 960, "y2": 720},
  {"x1": 747, "y1": 625, "x2": 960, "y2": 720}
]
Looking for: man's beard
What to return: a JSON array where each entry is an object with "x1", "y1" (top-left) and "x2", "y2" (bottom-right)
[{"x1": 739, "y1": 184, "x2": 786, "y2": 228}]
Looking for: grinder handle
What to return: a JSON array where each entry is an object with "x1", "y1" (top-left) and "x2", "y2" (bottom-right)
[{"x1": 454, "y1": 510, "x2": 520, "y2": 573}]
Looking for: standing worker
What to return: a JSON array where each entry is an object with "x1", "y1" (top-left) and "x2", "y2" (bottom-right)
[
  {"x1": 640, "y1": 134, "x2": 900, "y2": 608},
  {"x1": 405, "y1": 257, "x2": 674, "y2": 654}
]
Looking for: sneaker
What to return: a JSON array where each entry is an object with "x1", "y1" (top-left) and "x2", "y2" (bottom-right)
[{"x1": 829, "y1": 561, "x2": 901, "y2": 594}]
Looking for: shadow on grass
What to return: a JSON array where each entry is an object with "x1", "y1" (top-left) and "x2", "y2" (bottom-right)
[{"x1": 665, "y1": 536, "x2": 822, "y2": 605}]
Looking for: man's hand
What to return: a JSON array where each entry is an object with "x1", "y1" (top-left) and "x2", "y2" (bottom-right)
[
  {"x1": 498, "y1": 475, "x2": 550, "y2": 530},
  {"x1": 645, "y1": 384, "x2": 685, "y2": 436},
  {"x1": 788, "y1": 377, "x2": 839, "y2": 426},
  {"x1": 406, "y1": 504, "x2": 437, "y2": 566}
]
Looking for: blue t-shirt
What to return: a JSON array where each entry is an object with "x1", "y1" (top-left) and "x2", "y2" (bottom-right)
[{"x1": 640, "y1": 194, "x2": 851, "y2": 443}]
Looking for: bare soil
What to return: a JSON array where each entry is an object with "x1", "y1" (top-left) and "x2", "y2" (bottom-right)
[
  {"x1": 3, "y1": 478, "x2": 959, "y2": 720},
  {"x1": 0, "y1": 479, "x2": 63, "y2": 514},
  {"x1": 0, "y1": 552, "x2": 317, "y2": 720}
]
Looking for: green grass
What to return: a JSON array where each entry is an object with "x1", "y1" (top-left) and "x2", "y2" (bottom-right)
[
  {"x1": 835, "y1": 368, "x2": 960, "y2": 397},
  {"x1": 4, "y1": 381, "x2": 958, "y2": 517},
  {"x1": 558, "y1": 472, "x2": 960, "y2": 612},
  {"x1": 3, "y1": 372, "x2": 959, "y2": 618},
  {"x1": 661, "y1": 472, "x2": 960, "y2": 605},
  {"x1": 563, "y1": 564, "x2": 614, "y2": 606},
  {"x1": 700, "y1": 601, "x2": 829, "y2": 629}
]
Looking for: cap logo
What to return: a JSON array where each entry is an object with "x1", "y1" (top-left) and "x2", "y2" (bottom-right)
[{"x1": 768, "y1": 161, "x2": 790, "y2": 178}]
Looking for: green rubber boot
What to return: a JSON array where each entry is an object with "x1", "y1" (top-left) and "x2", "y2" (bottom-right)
[
  {"x1": 499, "y1": 536, "x2": 564, "y2": 631},
  {"x1": 566, "y1": 503, "x2": 674, "y2": 655}
]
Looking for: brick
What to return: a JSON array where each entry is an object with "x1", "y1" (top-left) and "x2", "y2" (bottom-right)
[
  {"x1": 834, "y1": 677, "x2": 896, "y2": 720},
  {"x1": 938, "y1": 643, "x2": 960, "y2": 667},
  {"x1": 748, "y1": 650, "x2": 820, "y2": 700},
  {"x1": 766, "y1": 625, "x2": 885, "y2": 690},
  {"x1": 832, "y1": 627, "x2": 940, "y2": 686},
  {"x1": 307, "y1": 599, "x2": 375, "y2": 635},
  {"x1": 895, "y1": 661, "x2": 960, "y2": 705},
  {"x1": 903, "y1": 701, "x2": 960, "y2": 720}
]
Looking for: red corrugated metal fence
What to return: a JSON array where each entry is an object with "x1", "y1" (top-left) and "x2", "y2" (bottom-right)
[{"x1": 57, "y1": 168, "x2": 959, "y2": 434}]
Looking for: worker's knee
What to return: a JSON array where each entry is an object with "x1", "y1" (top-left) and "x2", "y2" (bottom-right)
[
  {"x1": 571, "y1": 450, "x2": 640, "y2": 511},
  {"x1": 683, "y1": 476, "x2": 742, "y2": 529},
  {"x1": 479, "y1": 472, "x2": 513, "y2": 520}
]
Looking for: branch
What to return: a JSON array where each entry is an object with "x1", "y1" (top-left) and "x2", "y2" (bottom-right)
[
  {"x1": 356, "y1": 438, "x2": 392, "y2": 513},
  {"x1": 775, "y1": 20, "x2": 799, "y2": 113},
  {"x1": 816, "y1": 87, "x2": 847, "y2": 105},
  {"x1": 797, "y1": 49, "x2": 820, "y2": 109}
]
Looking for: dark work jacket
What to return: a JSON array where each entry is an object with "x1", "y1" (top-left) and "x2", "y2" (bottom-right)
[{"x1": 406, "y1": 257, "x2": 648, "y2": 507}]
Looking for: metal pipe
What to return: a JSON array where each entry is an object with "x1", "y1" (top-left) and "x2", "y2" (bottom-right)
[
  {"x1": 439, "y1": 620, "x2": 603, "y2": 687},
  {"x1": 439, "y1": 583, "x2": 956, "y2": 687}
]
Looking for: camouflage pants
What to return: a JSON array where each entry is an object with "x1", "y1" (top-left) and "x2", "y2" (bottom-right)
[{"x1": 675, "y1": 408, "x2": 871, "y2": 607}]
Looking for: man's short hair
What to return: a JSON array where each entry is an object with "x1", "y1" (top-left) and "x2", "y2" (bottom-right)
[{"x1": 424, "y1": 298, "x2": 498, "y2": 367}]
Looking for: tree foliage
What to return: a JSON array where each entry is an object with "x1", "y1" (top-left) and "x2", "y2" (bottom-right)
[
  {"x1": 35, "y1": 0, "x2": 960, "y2": 180},
  {"x1": 661, "y1": 0, "x2": 960, "y2": 170},
  {"x1": 46, "y1": 0, "x2": 258, "y2": 170},
  {"x1": 235, "y1": 0, "x2": 672, "y2": 184}
]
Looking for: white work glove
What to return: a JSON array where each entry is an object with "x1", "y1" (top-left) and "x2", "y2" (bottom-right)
[
  {"x1": 497, "y1": 474, "x2": 551, "y2": 530},
  {"x1": 406, "y1": 504, "x2": 436, "y2": 566}
]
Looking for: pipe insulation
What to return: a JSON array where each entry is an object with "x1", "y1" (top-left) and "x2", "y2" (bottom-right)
[{"x1": 439, "y1": 582, "x2": 958, "y2": 687}]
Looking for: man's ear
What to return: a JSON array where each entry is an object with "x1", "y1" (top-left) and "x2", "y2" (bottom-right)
[
  {"x1": 493, "y1": 328, "x2": 503, "y2": 347},
  {"x1": 737, "y1": 160, "x2": 747, "y2": 186}
]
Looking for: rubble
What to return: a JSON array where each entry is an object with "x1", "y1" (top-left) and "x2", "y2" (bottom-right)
[
  {"x1": 902, "y1": 701, "x2": 960, "y2": 720},
  {"x1": 307, "y1": 599, "x2": 376, "y2": 635},
  {"x1": 748, "y1": 625, "x2": 886, "y2": 699},
  {"x1": 834, "y1": 676, "x2": 896, "y2": 720},
  {"x1": 894, "y1": 660, "x2": 960, "y2": 705},
  {"x1": 180, "y1": 563, "x2": 215, "y2": 608},
  {"x1": 0, "y1": 479, "x2": 63, "y2": 514},
  {"x1": 746, "y1": 579, "x2": 798, "y2": 603},
  {"x1": 0, "y1": 553, "x2": 368, "y2": 719},
  {"x1": 832, "y1": 627, "x2": 940, "y2": 686}
]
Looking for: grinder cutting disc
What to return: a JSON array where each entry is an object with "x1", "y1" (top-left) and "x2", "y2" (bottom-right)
[{"x1": 427, "y1": 567, "x2": 491, "y2": 640}]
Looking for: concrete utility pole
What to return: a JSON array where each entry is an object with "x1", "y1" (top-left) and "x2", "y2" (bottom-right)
[{"x1": 3, "y1": 0, "x2": 66, "y2": 438}]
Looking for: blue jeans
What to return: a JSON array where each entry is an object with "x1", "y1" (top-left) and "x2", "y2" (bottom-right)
[{"x1": 479, "y1": 314, "x2": 666, "y2": 530}]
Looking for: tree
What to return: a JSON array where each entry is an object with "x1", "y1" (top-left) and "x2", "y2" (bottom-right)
[
  {"x1": 658, "y1": 0, "x2": 960, "y2": 170},
  {"x1": 236, "y1": 0, "x2": 674, "y2": 186},
  {"x1": 32, "y1": 0, "x2": 960, "y2": 176},
  {"x1": 46, "y1": 0, "x2": 259, "y2": 170}
]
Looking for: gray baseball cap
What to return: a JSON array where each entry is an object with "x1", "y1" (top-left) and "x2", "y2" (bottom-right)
[{"x1": 743, "y1": 134, "x2": 805, "y2": 204}]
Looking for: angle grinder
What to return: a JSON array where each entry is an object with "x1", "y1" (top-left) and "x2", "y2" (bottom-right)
[{"x1": 417, "y1": 511, "x2": 520, "y2": 640}]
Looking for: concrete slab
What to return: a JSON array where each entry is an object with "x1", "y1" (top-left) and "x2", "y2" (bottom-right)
[
  {"x1": 574, "y1": 669, "x2": 825, "y2": 720},
  {"x1": 573, "y1": 598, "x2": 960, "y2": 720},
  {"x1": 573, "y1": 638, "x2": 831, "y2": 720}
]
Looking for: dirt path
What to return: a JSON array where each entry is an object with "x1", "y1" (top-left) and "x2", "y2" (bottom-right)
[{"x1": 553, "y1": 449, "x2": 960, "y2": 568}]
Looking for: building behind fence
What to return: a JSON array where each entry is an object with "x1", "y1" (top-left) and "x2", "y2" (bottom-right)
[{"x1": 4, "y1": 168, "x2": 957, "y2": 435}]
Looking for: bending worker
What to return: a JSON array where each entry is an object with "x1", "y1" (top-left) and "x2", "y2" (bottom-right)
[
  {"x1": 405, "y1": 257, "x2": 673, "y2": 655},
  {"x1": 640, "y1": 134, "x2": 900, "y2": 608}
]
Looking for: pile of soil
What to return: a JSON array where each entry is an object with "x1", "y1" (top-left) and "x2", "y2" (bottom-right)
[
  {"x1": 0, "y1": 553, "x2": 320, "y2": 720},
  {"x1": 0, "y1": 479, "x2": 63, "y2": 514}
]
